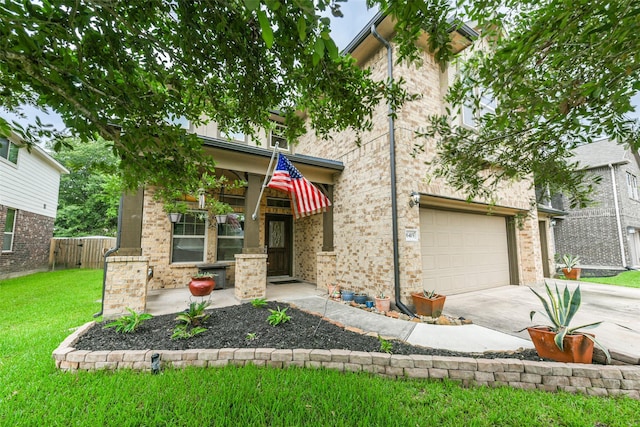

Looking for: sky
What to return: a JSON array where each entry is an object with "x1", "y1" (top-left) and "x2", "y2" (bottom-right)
[{"x1": 2, "y1": 2, "x2": 638, "y2": 133}]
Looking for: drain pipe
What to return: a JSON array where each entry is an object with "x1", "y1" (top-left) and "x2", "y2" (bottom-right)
[
  {"x1": 94, "y1": 195, "x2": 124, "y2": 318},
  {"x1": 371, "y1": 25, "x2": 416, "y2": 318},
  {"x1": 609, "y1": 164, "x2": 628, "y2": 268}
]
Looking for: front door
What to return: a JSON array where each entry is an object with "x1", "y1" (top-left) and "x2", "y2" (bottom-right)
[{"x1": 266, "y1": 214, "x2": 292, "y2": 276}]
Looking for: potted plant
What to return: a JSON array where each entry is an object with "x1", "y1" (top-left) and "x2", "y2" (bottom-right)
[
  {"x1": 557, "y1": 254, "x2": 581, "y2": 280},
  {"x1": 353, "y1": 293, "x2": 368, "y2": 304},
  {"x1": 374, "y1": 291, "x2": 391, "y2": 312},
  {"x1": 525, "y1": 281, "x2": 610, "y2": 364},
  {"x1": 411, "y1": 289, "x2": 446, "y2": 317},
  {"x1": 327, "y1": 283, "x2": 340, "y2": 300},
  {"x1": 188, "y1": 273, "x2": 216, "y2": 296},
  {"x1": 341, "y1": 289, "x2": 355, "y2": 302}
]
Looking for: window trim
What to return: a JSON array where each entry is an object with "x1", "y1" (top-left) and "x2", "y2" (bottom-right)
[
  {"x1": 216, "y1": 213, "x2": 245, "y2": 262},
  {"x1": 170, "y1": 210, "x2": 208, "y2": 264},
  {"x1": 3, "y1": 208, "x2": 17, "y2": 252},
  {"x1": 461, "y1": 88, "x2": 496, "y2": 129},
  {"x1": 627, "y1": 172, "x2": 639, "y2": 201},
  {"x1": 269, "y1": 122, "x2": 289, "y2": 151},
  {"x1": 0, "y1": 137, "x2": 19, "y2": 165}
]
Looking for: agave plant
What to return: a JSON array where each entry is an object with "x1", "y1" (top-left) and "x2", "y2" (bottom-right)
[{"x1": 529, "y1": 282, "x2": 610, "y2": 362}]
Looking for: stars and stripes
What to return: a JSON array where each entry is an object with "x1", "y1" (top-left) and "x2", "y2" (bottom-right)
[{"x1": 267, "y1": 153, "x2": 331, "y2": 218}]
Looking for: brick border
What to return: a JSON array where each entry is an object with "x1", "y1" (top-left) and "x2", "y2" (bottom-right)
[{"x1": 53, "y1": 322, "x2": 640, "y2": 400}]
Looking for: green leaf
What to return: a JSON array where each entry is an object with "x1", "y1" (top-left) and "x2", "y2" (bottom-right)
[
  {"x1": 297, "y1": 17, "x2": 307, "y2": 41},
  {"x1": 257, "y1": 10, "x2": 274, "y2": 48},
  {"x1": 244, "y1": 0, "x2": 260, "y2": 11},
  {"x1": 314, "y1": 38, "x2": 325, "y2": 59}
]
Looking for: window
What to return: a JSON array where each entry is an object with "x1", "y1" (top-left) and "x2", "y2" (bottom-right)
[
  {"x1": 217, "y1": 213, "x2": 245, "y2": 261},
  {"x1": 269, "y1": 122, "x2": 289, "y2": 150},
  {"x1": 3, "y1": 208, "x2": 16, "y2": 252},
  {"x1": 220, "y1": 130, "x2": 246, "y2": 143},
  {"x1": 171, "y1": 211, "x2": 207, "y2": 263},
  {"x1": 0, "y1": 137, "x2": 19, "y2": 164},
  {"x1": 627, "y1": 172, "x2": 639, "y2": 200},
  {"x1": 462, "y1": 89, "x2": 496, "y2": 129}
]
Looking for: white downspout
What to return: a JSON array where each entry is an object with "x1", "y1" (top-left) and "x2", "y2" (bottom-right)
[{"x1": 609, "y1": 164, "x2": 628, "y2": 268}]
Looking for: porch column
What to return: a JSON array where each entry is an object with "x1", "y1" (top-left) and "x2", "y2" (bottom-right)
[
  {"x1": 322, "y1": 185, "x2": 334, "y2": 251},
  {"x1": 244, "y1": 173, "x2": 263, "y2": 252},
  {"x1": 234, "y1": 253, "x2": 267, "y2": 301},
  {"x1": 103, "y1": 256, "x2": 149, "y2": 320}
]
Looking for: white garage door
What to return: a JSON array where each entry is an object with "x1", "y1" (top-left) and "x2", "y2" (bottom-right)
[{"x1": 420, "y1": 208, "x2": 510, "y2": 294}]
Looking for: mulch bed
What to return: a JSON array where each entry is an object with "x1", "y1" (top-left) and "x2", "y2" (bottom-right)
[{"x1": 74, "y1": 301, "x2": 545, "y2": 361}]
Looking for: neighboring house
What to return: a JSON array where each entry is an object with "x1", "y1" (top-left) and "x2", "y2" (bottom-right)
[
  {"x1": 0, "y1": 134, "x2": 68, "y2": 279},
  {"x1": 103, "y1": 13, "x2": 548, "y2": 318},
  {"x1": 552, "y1": 138, "x2": 640, "y2": 271}
]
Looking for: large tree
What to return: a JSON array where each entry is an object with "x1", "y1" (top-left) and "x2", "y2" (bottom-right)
[{"x1": 1, "y1": 0, "x2": 638, "y2": 206}]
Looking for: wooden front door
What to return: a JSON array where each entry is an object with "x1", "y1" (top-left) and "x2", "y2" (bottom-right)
[{"x1": 266, "y1": 214, "x2": 292, "y2": 276}]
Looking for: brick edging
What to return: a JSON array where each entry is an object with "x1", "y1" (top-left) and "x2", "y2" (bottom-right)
[{"x1": 53, "y1": 322, "x2": 640, "y2": 400}]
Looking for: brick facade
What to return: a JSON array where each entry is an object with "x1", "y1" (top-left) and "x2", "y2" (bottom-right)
[
  {"x1": 0, "y1": 206, "x2": 54, "y2": 279},
  {"x1": 103, "y1": 256, "x2": 149, "y2": 319}
]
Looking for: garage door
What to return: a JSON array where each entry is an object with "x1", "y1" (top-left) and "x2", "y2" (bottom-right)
[{"x1": 420, "y1": 208, "x2": 510, "y2": 294}]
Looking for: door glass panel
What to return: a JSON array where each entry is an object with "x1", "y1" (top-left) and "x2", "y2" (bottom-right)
[{"x1": 269, "y1": 221, "x2": 284, "y2": 248}]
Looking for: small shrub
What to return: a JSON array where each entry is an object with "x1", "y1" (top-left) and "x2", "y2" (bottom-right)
[
  {"x1": 104, "y1": 308, "x2": 152, "y2": 333},
  {"x1": 176, "y1": 301, "x2": 210, "y2": 327},
  {"x1": 251, "y1": 298, "x2": 267, "y2": 308},
  {"x1": 267, "y1": 306, "x2": 291, "y2": 326},
  {"x1": 171, "y1": 324, "x2": 207, "y2": 340},
  {"x1": 245, "y1": 332, "x2": 257, "y2": 341},
  {"x1": 378, "y1": 335, "x2": 393, "y2": 354}
]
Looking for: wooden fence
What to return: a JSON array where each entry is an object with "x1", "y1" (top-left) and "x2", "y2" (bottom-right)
[{"x1": 49, "y1": 237, "x2": 117, "y2": 270}]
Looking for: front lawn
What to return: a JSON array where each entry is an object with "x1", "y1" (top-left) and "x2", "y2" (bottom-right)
[
  {"x1": 581, "y1": 270, "x2": 640, "y2": 288},
  {"x1": 1, "y1": 270, "x2": 639, "y2": 426}
]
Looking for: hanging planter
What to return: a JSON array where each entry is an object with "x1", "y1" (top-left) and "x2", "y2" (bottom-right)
[{"x1": 215, "y1": 214, "x2": 228, "y2": 224}]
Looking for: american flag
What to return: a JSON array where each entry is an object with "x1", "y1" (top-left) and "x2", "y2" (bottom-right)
[{"x1": 267, "y1": 153, "x2": 331, "y2": 218}]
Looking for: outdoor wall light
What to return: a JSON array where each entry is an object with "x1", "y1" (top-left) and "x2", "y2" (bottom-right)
[
  {"x1": 550, "y1": 219, "x2": 557, "y2": 227},
  {"x1": 167, "y1": 212, "x2": 182, "y2": 224},
  {"x1": 409, "y1": 191, "x2": 420, "y2": 208}
]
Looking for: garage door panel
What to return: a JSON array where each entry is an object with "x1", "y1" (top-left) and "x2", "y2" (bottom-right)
[{"x1": 421, "y1": 208, "x2": 510, "y2": 294}]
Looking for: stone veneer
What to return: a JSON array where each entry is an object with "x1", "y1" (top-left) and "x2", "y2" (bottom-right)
[
  {"x1": 103, "y1": 256, "x2": 149, "y2": 320},
  {"x1": 234, "y1": 253, "x2": 267, "y2": 301},
  {"x1": 316, "y1": 251, "x2": 337, "y2": 291},
  {"x1": 53, "y1": 321, "x2": 640, "y2": 400}
]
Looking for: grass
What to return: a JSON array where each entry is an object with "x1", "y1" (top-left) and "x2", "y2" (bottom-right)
[
  {"x1": 581, "y1": 270, "x2": 640, "y2": 288},
  {"x1": 1, "y1": 270, "x2": 639, "y2": 426}
]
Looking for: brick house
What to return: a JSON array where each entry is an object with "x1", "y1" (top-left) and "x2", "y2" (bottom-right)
[
  {"x1": 552, "y1": 138, "x2": 640, "y2": 271},
  {"x1": 0, "y1": 134, "x2": 68, "y2": 279},
  {"x1": 105, "y1": 13, "x2": 547, "y2": 318}
]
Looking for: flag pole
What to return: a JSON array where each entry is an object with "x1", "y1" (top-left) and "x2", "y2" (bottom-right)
[{"x1": 251, "y1": 142, "x2": 279, "y2": 220}]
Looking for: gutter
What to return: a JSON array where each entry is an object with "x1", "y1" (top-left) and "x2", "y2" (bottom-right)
[
  {"x1": 609, "y1": 164, "x2": 628, "y2": 268},
  {"x1": 370, "y1": 25, "x2": 415, "y2": 319},
  {"x1": 94, "y1": 196, "x2": 123, "y2": 318}
]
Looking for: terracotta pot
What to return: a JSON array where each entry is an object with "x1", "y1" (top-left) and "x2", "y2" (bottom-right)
[
  {"x1": 562, "y1": 268, "x2": 581, "y2": 280},
  {"x1": 189, "y1": 277, "x2": 215, "y2": 296},
  {"x1": 375, "y1": 296, "x2": 391, "y2": 312},
  {"x1": 411, "y1": 292, "x2": 446, "y2": 317},
  {"x1": 527, "y1": 327, "x2": 594, "y2": 364},
  {"x1": 327, "y1": 284, "x2": 341, "y2": 299}
]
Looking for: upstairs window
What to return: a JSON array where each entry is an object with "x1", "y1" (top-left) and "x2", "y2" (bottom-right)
[
  {"x1": 3, "y1": 208, "x2": 16, "y2": 252},
  {"x1": 171, "y1": 211, "x2": 207, "y2": 263},
  {"x1": 0, "y1": 137, "x2": 19, "y2": 164},
  {"x1": 627, "y1": 172, "x2": 639, "y2": 200},
  {"x1": 269, "y1": 122, "x2": 289, "y2": 150},
  {"x1": 220, "y1": 130, "x2": 246, "y2": 143},
  {"x1": 462, "y1": 89, "x2": 496, "y2": 129}
]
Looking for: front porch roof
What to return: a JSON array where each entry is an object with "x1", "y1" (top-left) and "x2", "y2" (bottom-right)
[{"x1": 200, "y1": 135, "x2": 343, "y2": 185}]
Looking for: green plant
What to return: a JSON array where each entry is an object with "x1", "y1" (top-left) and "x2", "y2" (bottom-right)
[
  {"x1": 267, "y1": 306, "x2": 291, "y2": 326},
  {"x1": 422, "y1": 289, "x2": 437, "y2": 299},
  {"x1": 104, "y1": 308, "x2": 152, "y2": 333},
  {"x1": 192, "y1": 272, "x2": 216, "y2": 279},
  {"x1": 556, "y1": 254, "x2": 581, "y2": 272},
  {"x1": 171, "y1": 324, "x2": 208, "y2": 340},
  {"x1": 245, "y1": 332, "x2": 257, "y2": 341},
  {"x1": 378, "y1": 335, "x2": 393, "y2": 354},
  {"x1": 176, "y1": 301, "x2": 211, "y2": 327},
  {"x1": 528, "y1": 282, "x2": 610, "y2": 362},
  {"x1": 251, "y1": 298, "x2": 267, "y2": 308}
]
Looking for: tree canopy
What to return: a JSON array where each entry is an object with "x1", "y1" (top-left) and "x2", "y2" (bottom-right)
[{"x1": 1, "y1": 0, "x2": 638, "y2": 207}]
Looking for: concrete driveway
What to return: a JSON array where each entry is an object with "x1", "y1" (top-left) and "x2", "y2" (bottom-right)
[{"x1": 443, "y1": 280, "x2": 640, "y2": 364}]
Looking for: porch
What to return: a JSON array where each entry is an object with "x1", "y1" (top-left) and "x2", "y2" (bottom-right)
[{"x1": 145, "y1": 279, "x2": 323, "y2": 315}]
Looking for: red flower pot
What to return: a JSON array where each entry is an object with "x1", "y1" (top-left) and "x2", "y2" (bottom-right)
[
  {"x1": 189, "y1": 277, "x2": 215, "y2": 296},
  {"x1": 562, "y1": 268, "x2": 581, "y2": 280},
  {"x1": 527, "y1": 326, "x2": 594, "y2": 364}
]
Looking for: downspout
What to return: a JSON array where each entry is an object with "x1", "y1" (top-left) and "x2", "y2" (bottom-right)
[
  {"x1": 371, "y1": 25, "x2": 416, "y2": 318},
  {"x1": 94, "y1": 195, "x2": 123, "y2": 318},
  {"x1": 609, "y1": 164, "x2": 628, "y2": 268}
]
